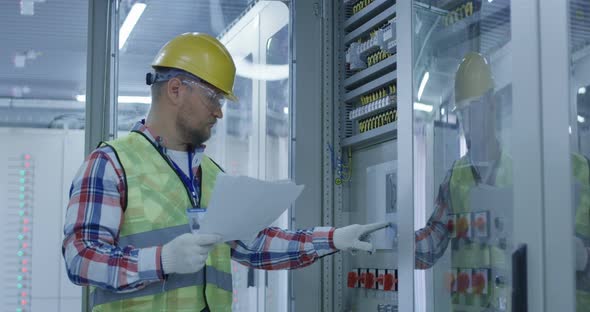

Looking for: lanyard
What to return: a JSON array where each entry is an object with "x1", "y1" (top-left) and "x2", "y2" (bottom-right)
[{"x1": 169, "y1": 151, "x2": 201, "y2": 208}]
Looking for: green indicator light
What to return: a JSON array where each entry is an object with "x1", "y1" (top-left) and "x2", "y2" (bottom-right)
[
  {"x1": 19, "y1": 194, "x2": 25, "y2": 200},
  {"x1": 17, "y1": 234, "x2": 24, "y2": 240},
  {"x1": 19, "y1": 211, "x2": 24, "y2": 217},
  {"x1": 17, "y1": 308, "x2": 23, "y2": 312},
  {"x1": 19, "y1": 178, "x2": 25, "y2": 184},
  {"x1": 20, "y1": 170, "x2": 25, "y2": 176},
  {"x1": 17, "y1": 283, "x2": 22, "y2": 289},
  {"x1": 19, "y1": 186, "x2": 25, "y2": 192},
  {"x1": 17, "y1": 251, "x2": 23, "y2": 257},
  {"x1": 17, "y1": 275, "x2": 23, "y2": 281},
  {"x1": 19, "y1": 202, "x2": 25, "y2": 208}
]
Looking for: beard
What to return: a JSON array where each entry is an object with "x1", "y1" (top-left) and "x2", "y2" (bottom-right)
[{"x1": 176, "y1": 113, "x2": 211, "y2": 147}]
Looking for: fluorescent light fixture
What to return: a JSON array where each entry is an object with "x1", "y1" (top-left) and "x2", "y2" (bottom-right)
[
  {"x1": 119, "y1": 96, "x2": 151, "y2": 104},
  {"x1": 441, "y1": 107, "x2": 446, "y2": 115},
  {"x1": 417, "y1": 72, "x2": 429, "y2": 101},
  {"x1": 76, "y1": 94, "x2": 151, "y2": 104},
  {"x1": 119, "y1": 3, "x2": 146, "y2": 50},
  {"x1": 578, "y1": 115, "x2": 586, "y2": 123},
  {"x1": 283, "y1": 107, "x2": 289, "y2": 115},
  {"x1": 414, "y1": 102, "x2": 433, "y2": 112},
  {"x1": 579, "y1": 87, "x2": 587, "y2": 95},
  {"x1": 569, "y1": 126, "x2": 572, "y2": 134}
]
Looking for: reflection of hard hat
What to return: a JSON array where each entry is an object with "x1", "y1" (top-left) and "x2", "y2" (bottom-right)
[
  {"x1": 454, "y1": 52, "x2": 493, "y2": 110},
  {"x1": 152, "y1": 32, "x2": 237, "y2": 102}
]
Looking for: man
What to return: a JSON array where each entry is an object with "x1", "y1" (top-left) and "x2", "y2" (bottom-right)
[
  {"x1": 414, "y1": 52, "x2": 590, "y2": 311},
  {"x1": 62, "y1": 32, "x2": 388, "y2": 312}
]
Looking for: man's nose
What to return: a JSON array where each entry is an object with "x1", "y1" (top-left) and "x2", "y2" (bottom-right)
[{"x1": 212, "y1": 105, "x2": 223, "y2": 119}]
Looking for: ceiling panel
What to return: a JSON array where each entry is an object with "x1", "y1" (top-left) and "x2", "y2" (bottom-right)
[
  {"x1": 0, "y1": 0, "x2": 88, "y2": 100},
  {"x1": 0, "y1": 0, "x2": 251, "y2": 102},
  {"x1": 117, "y1": 0, "x2": 250, "y2": 96}
]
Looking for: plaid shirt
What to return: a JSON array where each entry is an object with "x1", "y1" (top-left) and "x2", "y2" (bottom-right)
[
  {"x1": 414, "y1": 168, "x2": 453, "y2": 269},
  {"x1": 62, "y1": 121, "x2": 337, "y2": 293}
]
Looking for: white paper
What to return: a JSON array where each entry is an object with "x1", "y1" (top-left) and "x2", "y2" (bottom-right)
[{"x1": 198, "y1": 174, "x2": 304, "y2": 241}]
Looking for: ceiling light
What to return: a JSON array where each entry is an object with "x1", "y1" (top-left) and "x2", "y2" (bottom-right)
[
  {"x1": 119, "y1": 3, "x2": 146, "y2": 50},
  {"x1": 118, "y1": 96, "x2": 151, "y2": 104},
  {"x1": 414, "y1": 102, "x2": 433, "y2": 112},
  {"x1": 579, "y1": 87, "x2": 587, "y2": 95},
  {"x1": 20, "y1": 0, "x2": 35, "y2": 15},
  {"x1": 76, "y1": 95, "x2": 151, "y2": 104},
  {"x1": 13, "y1": 50, "x2": 41, "y2": 68},
  {"x1": 283, "y1": 107, "x2": 289, "y2": 115},
  {"x1": 14, "y1": 54, "x2": 26, "y2": 68},
  {"x1": 417, "y1": 72, "x2": 429, "y2": 101},
  {"x1": 578, "y1": 115, "x2": 586, "y2": 123}
]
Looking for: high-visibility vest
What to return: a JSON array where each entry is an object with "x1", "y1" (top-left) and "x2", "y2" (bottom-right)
[
  {"x1": 448, "y1": 152, "x2": 590, "y2": 311},
  {"x1": 572, "y1": 153, "x2": 590, "y2": 312},
  {"x1": 90, "y1": 131, "x2": 232, "y2": 312},
  {"x1": 448, "y1": 152, "x2": 512, "y2": 311}
]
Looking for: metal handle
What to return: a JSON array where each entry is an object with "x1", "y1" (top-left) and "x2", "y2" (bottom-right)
[{"x1": 511, "y1": 244, "x2": 528, "y2": 311}]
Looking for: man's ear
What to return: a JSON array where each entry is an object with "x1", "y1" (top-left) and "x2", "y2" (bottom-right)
[{"x1": 166, "y1": 78, "x2": 184, "y2": 105}]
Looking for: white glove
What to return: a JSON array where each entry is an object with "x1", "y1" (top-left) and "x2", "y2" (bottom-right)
[
  {"x1": 575, "y1": 236, "x2": 588, "y2": 271},
  {"x1": 161, "y1": 233, "x2": 222, "y2": 275},
  {"x1": 333, "y1": 222, "x2": 390, "y2": 252}
]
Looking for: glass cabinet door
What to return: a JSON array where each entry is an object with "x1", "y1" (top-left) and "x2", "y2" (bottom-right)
[
  {"x1": 114, "y1": 1, "x2": 291, "y2": 311},
  {"x1": 412, "y1": 1, "x2": 515, "y2": 311},
  {"x1": 568, "y1": 1, "x2": 590, "y2": 311}
]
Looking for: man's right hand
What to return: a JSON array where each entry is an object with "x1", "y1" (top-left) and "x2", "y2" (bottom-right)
[{"x1": 161, "y1": 233, "x2": 222, "y2": 275}]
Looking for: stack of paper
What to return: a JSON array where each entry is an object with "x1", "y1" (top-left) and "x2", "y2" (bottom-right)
[{"x1": 198, "y1": 174, "x2": 304, "y2": 241}]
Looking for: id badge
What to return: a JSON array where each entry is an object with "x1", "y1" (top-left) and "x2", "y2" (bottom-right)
[{"x1": 186, "y1": 208, "x2": 206, "y2": 233}]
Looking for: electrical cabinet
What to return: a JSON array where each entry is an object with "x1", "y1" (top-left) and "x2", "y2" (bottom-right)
[
  {"x1": 334, "y1": 1, "x2": 399, "y2": 311},
  {"x1": 0, "y1": 129, "x2": 84, "y2": 312},
  {"x1": 302, "y1": 0, "x2": 590, "y2": 310}
]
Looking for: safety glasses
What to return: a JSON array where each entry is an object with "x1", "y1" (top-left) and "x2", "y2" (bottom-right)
[{"x1": 181, "y1": 79, "x2": 227, "y2": 110}]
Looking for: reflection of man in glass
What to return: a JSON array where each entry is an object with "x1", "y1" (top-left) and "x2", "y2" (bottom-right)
[{"x1": 413, "y1": 52, "x2": 590, "y2": 311}]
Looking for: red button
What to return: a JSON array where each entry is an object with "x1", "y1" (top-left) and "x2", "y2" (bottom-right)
[
  {"x1": 347, "y1": 272, "x2": 358, "y2": 288},
  {"x1": 472, "y1": 273, "x2": 486, "y2": 294},
  {"x1": 364, "y1": 272, "x2": 375, "y2": 289},
  {"x1": 359, "y1": 272, "x2": 367, "y2": 287},
  {"x1": 446, "y1": 219, "x2": 455, "y2": 233},
  {"x1": 457, "y1": 273, "x2": 470, "y2": 293},
  {"x1": 383, "y1": 273, "x2": 395, "y2": 291}
]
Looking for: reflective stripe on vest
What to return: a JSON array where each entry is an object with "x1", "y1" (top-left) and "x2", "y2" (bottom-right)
[
  {"x1": 90, "y1": 132, "x2": 232, "y2": 312},
  {"x1": 90, "y1": 266, "x2": 232, "y2": 308}
]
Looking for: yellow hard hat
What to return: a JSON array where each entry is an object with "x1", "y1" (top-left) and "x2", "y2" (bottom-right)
[
  {"x1": 152, "y1": 32, "x2": 238, "y2": 102},
  {"x1": 454, "y1": 52, "x2": 493, "y2": 111}
]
